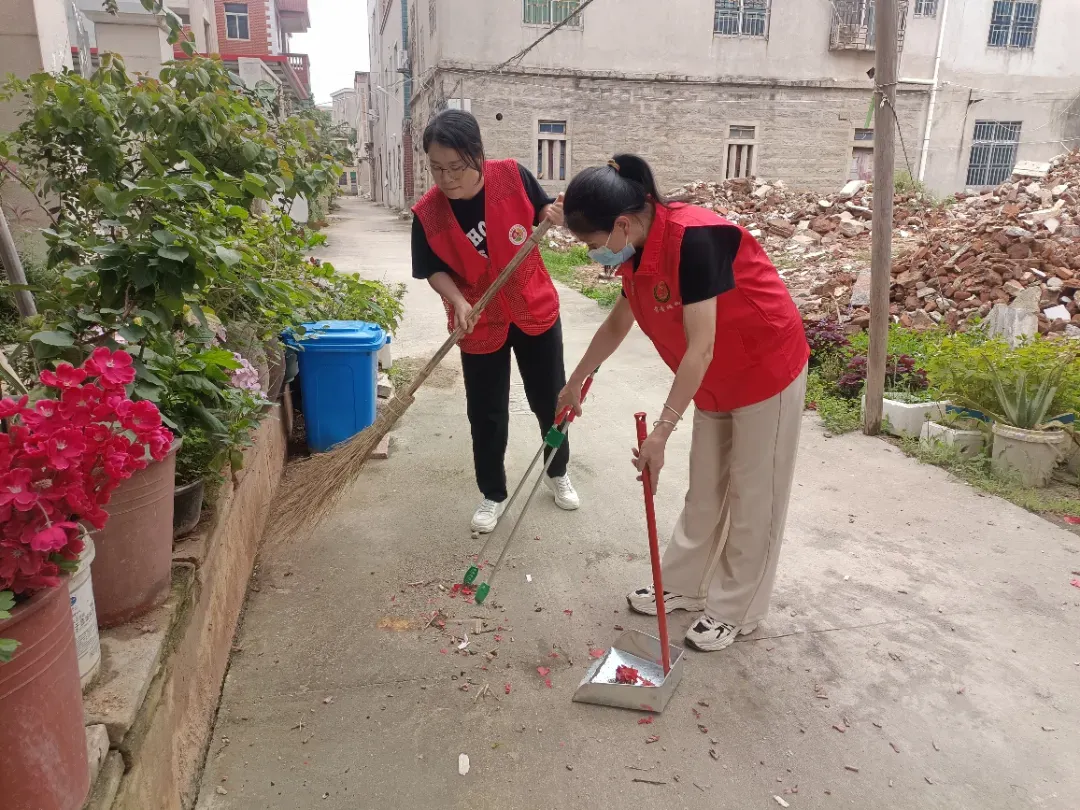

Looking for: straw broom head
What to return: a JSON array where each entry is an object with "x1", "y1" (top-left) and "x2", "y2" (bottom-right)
[{"x1": 271, "y1": 392, "x2": 413, "y2": 542}]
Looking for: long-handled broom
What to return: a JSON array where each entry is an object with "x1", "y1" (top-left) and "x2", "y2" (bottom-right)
[{"x1": 274, "y1": 219, "x2": 554, "y2": 540}]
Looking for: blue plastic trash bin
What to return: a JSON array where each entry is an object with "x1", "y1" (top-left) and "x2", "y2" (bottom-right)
[{"x1": 290, "y1": 320, "x2": 389, "y2": 453}]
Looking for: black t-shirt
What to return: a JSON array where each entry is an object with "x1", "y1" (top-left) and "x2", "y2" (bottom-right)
[
  {"x1": 411, "y1": 164, "x2": 554, "y2": 280},
  {"x1": 621, "y1": 224, "x2": 740, "y2": 305}
]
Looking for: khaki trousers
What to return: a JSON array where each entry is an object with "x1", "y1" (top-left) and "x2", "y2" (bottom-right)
[{"x1": 661, "y1": 364, "x2": 807, "y2": 626}]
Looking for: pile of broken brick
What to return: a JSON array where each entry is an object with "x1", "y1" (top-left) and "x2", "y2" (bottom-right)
[
  {"x1": 887, "y1": 151, "x2": 1080, "y2": 335},
  {"x1": 542, "y1": 150, "x2": 1080, "y2": 337}
]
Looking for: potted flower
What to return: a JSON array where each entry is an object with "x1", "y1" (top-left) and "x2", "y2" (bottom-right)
[
  {"x1": 0, "y1": 349, "x2": 171, "y2": 810},
  {"x1": 843, "y1": 353, "x2": 947, "y2": 438},
  {"x1": 987, "y1": 362, "x2": 1070, "y2": 487},
  {"x1": 174, "y1": 428, "x2": 213, "y2": 538}
]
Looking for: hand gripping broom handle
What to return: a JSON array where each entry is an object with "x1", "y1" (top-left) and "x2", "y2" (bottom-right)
[
  {"x1": 399, "y1": 220, "x2": 554, "y2": 402},
  {"x1": 636, "y1": 413, "x2": 672, "y2": 675}
]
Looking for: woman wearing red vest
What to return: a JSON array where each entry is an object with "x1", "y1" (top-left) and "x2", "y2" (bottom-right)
[
  {"x1": 412, "y1": 110, "x2": 580, "y2": 533},
  {"x1": 557, "y1": 154, "x2": 809, "y2": 652}
]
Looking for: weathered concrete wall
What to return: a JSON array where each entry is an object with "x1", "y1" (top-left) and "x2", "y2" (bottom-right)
[
  {"x1": 367, "y1": 0, "x2": 408, "y2": 208},
  {"x1": 110, "y1": 411, "x2": 287, "y2": 810},
  {"x1": 414, "y1": 70, "x2": 926, "y2": 195}
]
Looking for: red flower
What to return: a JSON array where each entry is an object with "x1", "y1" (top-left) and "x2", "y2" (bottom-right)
[
  {"x1": 0, "y1": 469, "x2": 38, "y2": 511},
  {"x1": 44, "y1": 429, "x2": 87, "y2": 471},
  {"x1": 85, "y1": 347, "x2": 135, "y2": 387},
  {"x1": 117, "y1": 399, "x2": 163, "y2": 432},
  {"x1": 59, "y1": 384, "x2": 103, "y2": 424},
  {"x1": 0, "y1": 395, "x2": 28, "y2": 419},
  {"x1": 39, "y1": 362, "x2": 88, "y2": 389},
  {"x1": 30, "y1": 522, "x2": 79, "y2": 552},
  {"x1": 148, "y1": 430, "x2": 173, "y2": 461}
]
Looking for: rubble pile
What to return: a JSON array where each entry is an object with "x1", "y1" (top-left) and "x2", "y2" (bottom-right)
[
  {"x1": 542, "y1": 151, "x2": 1080, "y2": 335},
  {"x1": 886, "y1": 151, "x2": 1080, "y2": 334}
]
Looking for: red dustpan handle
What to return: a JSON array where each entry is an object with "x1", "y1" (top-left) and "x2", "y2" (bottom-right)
[{"x1": 635, "y1": 413, "x2": 672, "y2": 675}]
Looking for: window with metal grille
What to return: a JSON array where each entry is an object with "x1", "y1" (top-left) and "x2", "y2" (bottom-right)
[
  {"x1": 523, "y1": 0, "x2": 582, "y2": 27},
  {"x1": 966, "y1": 121, "x2": 1022, "y2": 186},
  {"x1": 224, "y1": 3, "x2": 249, "y2": 39},
  {"x1": 714, "y1": 0, "x2": 770, "y2": 37},
  {"x1": 725, "y1": 125, "x2": 757, "y2": 180},
  {"x1": 914, "y1": 0, "x2": 937, "y2": 16},
  {"x1": 988, "y1": 1, "x2": 1039, "y2": 48},
  {"x1": 854, "y1": 128, "x2": 875, "y2": 141},
  {"x1": 536, "y1": 121, "x2": 568, "y2": 182}
]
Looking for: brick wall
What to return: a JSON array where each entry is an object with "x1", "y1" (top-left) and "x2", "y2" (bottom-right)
[
  {"x1": 215, "y1": 0, "x2": 273, "y2": 56},
  {"x1": 416, "y1": 73, "x2": 927, "y2": 196}
]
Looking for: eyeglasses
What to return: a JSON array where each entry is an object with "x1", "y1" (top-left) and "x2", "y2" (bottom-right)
[{"x1": 430, "y1": 163, "x2": 469, "y2": 179}]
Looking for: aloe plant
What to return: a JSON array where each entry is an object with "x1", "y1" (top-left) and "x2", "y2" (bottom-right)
[{"x1": 986, "y1": 360, "x2": 1067, "y2": 430}]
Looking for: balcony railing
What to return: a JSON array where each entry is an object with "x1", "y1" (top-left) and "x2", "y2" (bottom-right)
[
  {"x1": 829, "y1": 0, "x2": 907, "y2": 51},
  {"x1": 286, "y1": 53, "x2": 311, "y2": 94}
]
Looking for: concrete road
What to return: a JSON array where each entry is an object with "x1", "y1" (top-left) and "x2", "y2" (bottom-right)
[{"x1": 197, "y1": 199, "x2": 1080, "y2": 810}]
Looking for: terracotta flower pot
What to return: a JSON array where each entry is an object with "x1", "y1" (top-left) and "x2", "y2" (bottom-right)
[
  {"x1": 91, "y1": 441, "x2": 179, "y2": 628},
  {"x1": 0, "y1": 585, "x2": 90, "y2": 810}
]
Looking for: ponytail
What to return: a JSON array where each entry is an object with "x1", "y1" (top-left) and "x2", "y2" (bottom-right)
[{"x1": 564, "y1": 153, "x2": 667, "y2": 235}]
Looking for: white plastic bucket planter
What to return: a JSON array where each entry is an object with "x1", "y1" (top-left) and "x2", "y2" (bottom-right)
[
  {"x1": 991, "y1": 423, "x2": 1068, "y2": 488},
  {"x1": 68, "y1": 536, "x2": 101, "y2": 689},
  {"x1": 862, "y1": 395, "x2": 948, "y2": 438}
]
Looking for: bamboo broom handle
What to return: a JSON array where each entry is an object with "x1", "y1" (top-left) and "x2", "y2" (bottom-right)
[{"x1": 401, "y1": 219, "x2": 554, "y2": 399}]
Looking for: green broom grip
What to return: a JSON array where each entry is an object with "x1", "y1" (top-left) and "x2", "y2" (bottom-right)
[
  {"x1": 463, "y1": 565, "x2": 479, "y2": 586},
  {"x1": 544, "y1": 426, "x2": 566, "y2": 448},
  {"x1": 474, "y1": 582, "x2": 491, "y2": 604}
]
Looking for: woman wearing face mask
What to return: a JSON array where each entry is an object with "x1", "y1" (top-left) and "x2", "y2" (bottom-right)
[
  {"x1": 411, "y1": 109, "x2": 579, "y2": 533},
  {"x1": 556, "y1": 154, "x2": 809, "y2": 652}
]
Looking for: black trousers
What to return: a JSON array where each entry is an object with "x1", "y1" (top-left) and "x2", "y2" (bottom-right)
[{"x1": 460, "y1": 318, "x2": 569, "y2": 502}]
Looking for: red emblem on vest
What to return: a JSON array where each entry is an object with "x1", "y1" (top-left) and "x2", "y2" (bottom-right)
[{"x1": 653, "y1": 281, "x2": 671, "y2": 303}]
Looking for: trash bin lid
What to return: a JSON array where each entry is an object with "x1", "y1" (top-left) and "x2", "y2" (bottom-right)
[{"x1": 294, "y1": 320, "x2": 387, "y2": 350}]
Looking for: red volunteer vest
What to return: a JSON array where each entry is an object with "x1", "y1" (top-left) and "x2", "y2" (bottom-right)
[
  {"x1": 412, "y1": 159, "x2": 560, "y2": 354},
  {"x1": 619, "y1": 203, "x2": 809, "y2": 412}
]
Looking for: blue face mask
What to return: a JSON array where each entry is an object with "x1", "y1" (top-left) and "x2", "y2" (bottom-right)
[{"x1": 588, "y1": 228, "x2": 635, "y2": 268}]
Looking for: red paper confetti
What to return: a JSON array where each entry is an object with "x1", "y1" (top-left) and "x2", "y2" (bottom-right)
[
  {"x1": 1071, "y1": 578, "x2": 1080, "y2": 589},
  {"x1": 692, "y1": 707, "x2": 701, "y2": 719},
  {"x1": 505, "y1": 683, "x2": 512, "y2": 695},
  {"x1": 439, "y1": 649, "x2": 448, "y2": 654},
  {"x1": 494, "y1": 635, "x2": 503, "y2": 642},
  {"x1": 645, "y1": 735, "x2": 660, "y2": 744},
  {"x1": 638, "y1": 716, "x2": 654, "y2": 725},
  {"x1": 544, "y1": 678, "x2": 553, "y2": 688},
  {"x1": 549, "y1": 652, "x2": 560, "y2": 659},
  {"x1": 563, "y1": 609, "x2": 573, "y2": 616},
  {"x1": 537, "y1": 666, "x2": 551, "y2": 677},
  {"x1": 1064, "y1": 516, "x2": 1080, "y2": 525},
  {"x1": 640, "y1": 678, "x2": 656, "y2": 687},
  {"x1": 615, "y1": 665, "x2": 640, "y2": 685},
  {"x1": 589, "y1": 649, "x2": 606, "y2": 659}
]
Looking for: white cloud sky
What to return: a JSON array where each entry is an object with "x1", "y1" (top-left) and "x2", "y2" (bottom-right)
[{"x1": 290, "y1": 0, "x2": 370, "y2": 104}]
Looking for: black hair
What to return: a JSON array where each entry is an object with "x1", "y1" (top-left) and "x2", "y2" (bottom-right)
[
  {"x1": 564, "y1": 154, "x2": 667, "y2": 234},
  {"x1": 422, "y1": 109, "x2": 485, "y2": 172}
]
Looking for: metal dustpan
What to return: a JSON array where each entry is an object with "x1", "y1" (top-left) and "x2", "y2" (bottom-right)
[
  {"x1": 573, "y1": 413, "x2": 686, "y2": 713},
  {"x1": 572, "y1": 629, "x2": 684, "y2": 713}
]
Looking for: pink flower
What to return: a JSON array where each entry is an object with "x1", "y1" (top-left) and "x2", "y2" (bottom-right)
[
  {"x1": 0, "y1": 469, "x2": 38, "y2": 511},
  {"x1": 29, "y1": 522, "x2": 79, "y2": 552},
  {"x1": 148, "y1": 430, "x2": 173, "y2": 461},
  {"x1": 85, "y1": 347, "x2": 135, "y2": 388},
  {"x1": 39, "y1": 362, "x2": 88, "y2": 389},
  {"x1": 0, "y1": 395, "x2": 28, "y2": 419}
]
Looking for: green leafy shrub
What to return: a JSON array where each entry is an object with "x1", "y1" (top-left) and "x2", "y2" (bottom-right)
[{"x1": 175, "y1": 428, "x2": 217, "y2": 486}]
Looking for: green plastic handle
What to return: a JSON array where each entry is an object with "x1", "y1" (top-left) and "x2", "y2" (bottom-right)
[
  {"x1": 463, "y1": 566, "x2": 479, "y2": 586},
  {"x1": 474, "y1": 582, "x2": 491, "y2": 604}
]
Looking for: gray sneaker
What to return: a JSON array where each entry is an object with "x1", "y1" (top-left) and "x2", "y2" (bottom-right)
[{"x1": 470, "y1": 499, "x2": 506, "y2": 534}]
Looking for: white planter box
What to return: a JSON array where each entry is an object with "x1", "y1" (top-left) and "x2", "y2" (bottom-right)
[
  {"x1": 864, "y1": 396, "x2": 948, "y2": 438},
  {"x1": 919, "y1": 420, "x2": 987, "y2": 458}
]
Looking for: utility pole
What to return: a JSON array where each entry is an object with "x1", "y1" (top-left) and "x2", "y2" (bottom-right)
[
  {"x1": 864, "y1": 0, "x2": 898, "y2": 436},
  {"x1": 0, "y1": 207, "x2": 37, "y2": 318}
]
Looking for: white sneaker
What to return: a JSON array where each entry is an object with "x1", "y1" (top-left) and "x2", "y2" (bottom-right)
[
  {"x1": 544, "y1": 474, "x2": 580, "y2": 511},
  {"x1": 471, "y1": 499, "x2": 506, "y2": 534},
  {"x1": 626, "y1": 585, "x2": 706, "y2": 616},
  {"x1": 684, "y1": 616, "x2": 758, "y2": 652}
]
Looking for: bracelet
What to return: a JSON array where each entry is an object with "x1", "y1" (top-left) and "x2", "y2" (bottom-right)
[
  {"x1": 653, "y1": 419, "x2": 679, "y2": 432},
  {"x1": 662, "y1": 403, "x2": 683, "y2": 422}
]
